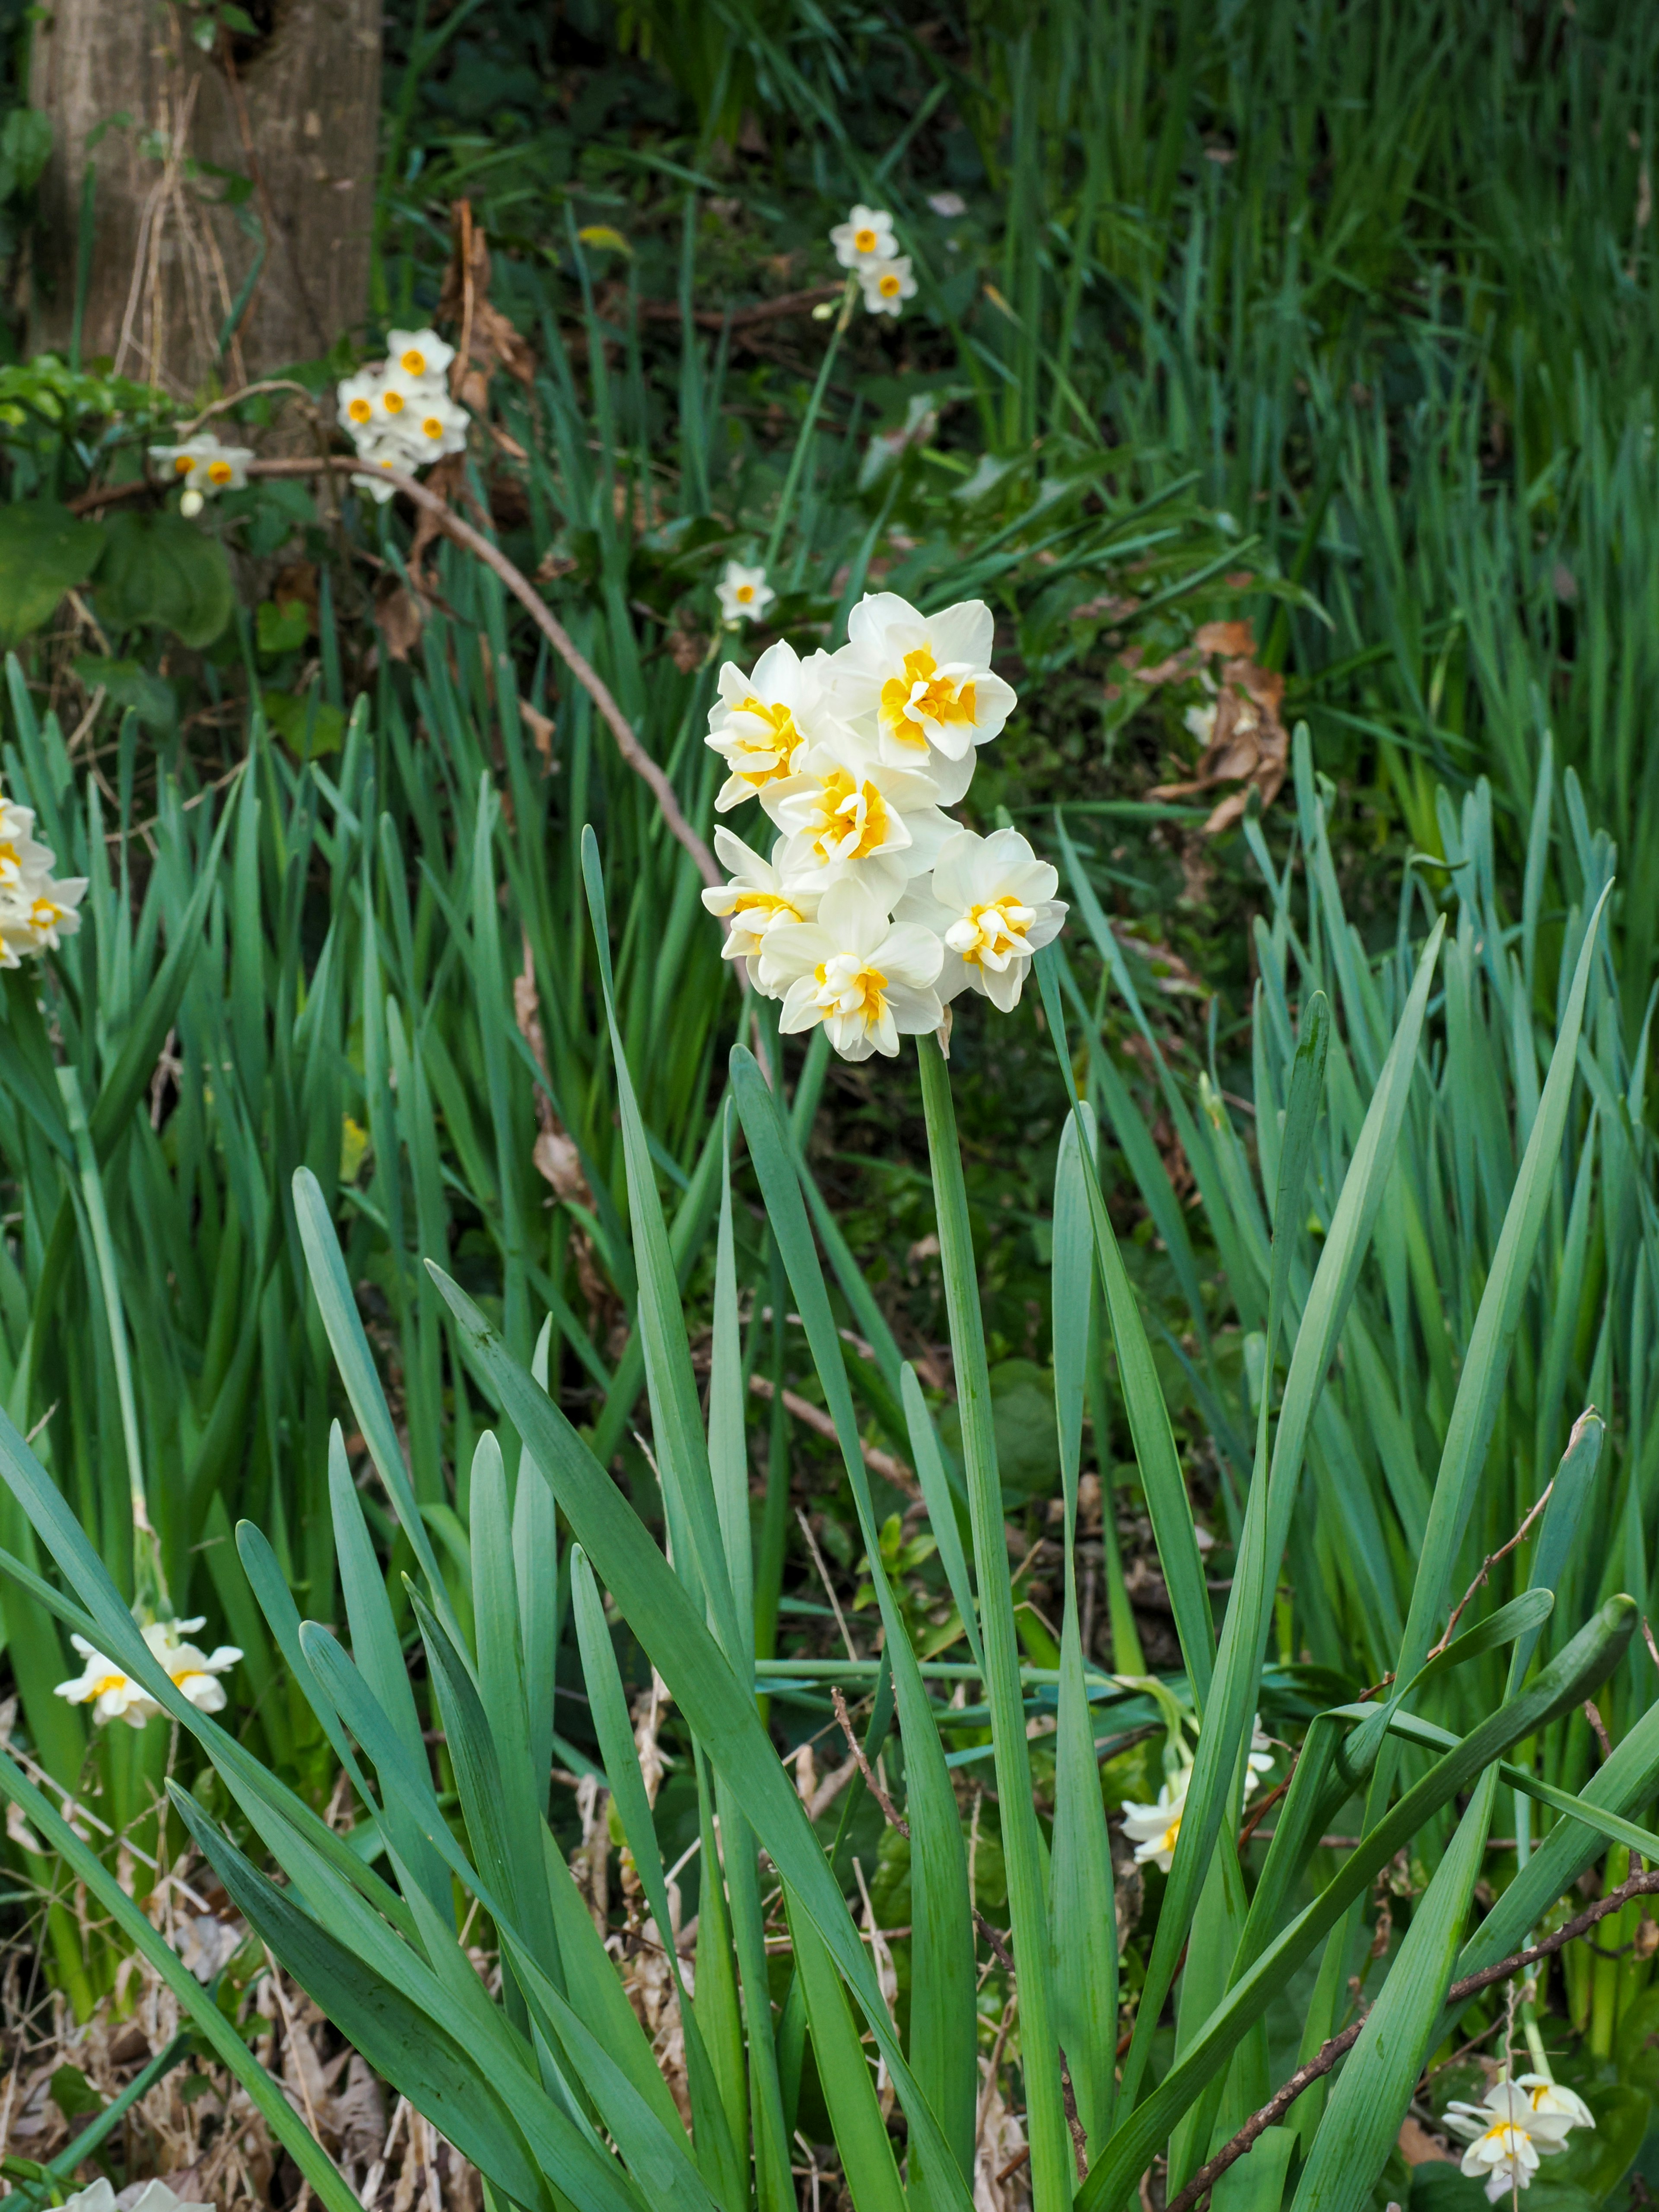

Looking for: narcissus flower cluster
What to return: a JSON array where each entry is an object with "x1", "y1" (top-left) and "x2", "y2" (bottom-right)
[
  {"x1": 336, "y1": 326, "x2": 469, "y2": 502},
  {"x1": 830, "y1": 203, "x2": 917, "y2": 318},
  {"x1": 702, "y1": 591, "x2": 1065, "y2": 1060},
  {"x1": 1444, "y1": 2075, "x2": 1595, "y2": 2200},
  {"x1": 147, "y1": 432, "x2": 254, "y2": 518},
  {"x1": 54, "y1": 1614, "x2": 242, "y2": 1729},
  {"x1": 0, "y1": 787, "x2": 86, "y2": 969}
]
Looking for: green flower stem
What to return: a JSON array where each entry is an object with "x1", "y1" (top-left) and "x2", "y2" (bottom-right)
[
  {"x1": 762, "y1": 277, "x2": 856, "y2": 577},
  {"x1": 915, "y1": 1034, "x2": 1072, "y2": 2212}
]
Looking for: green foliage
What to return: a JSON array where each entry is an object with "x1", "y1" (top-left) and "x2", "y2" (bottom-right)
[
  {"x1": 0, "y1": 502, "x2": 103, "y2": 645},
  {"x1": 93, "y1": 509, "x2": 234, "y2": 648}
]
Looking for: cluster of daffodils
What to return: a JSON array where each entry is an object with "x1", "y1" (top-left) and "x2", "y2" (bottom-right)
[
  {"x1": 147, "y1": 431, "x2": 254, "y2": 518},
  {"x1": 1445, "y1": 2074, "x2": 1595, "y2": 2201},
  {"x1": 55, "y1": 1613, "x2": 241, "y2": 1730},
  {"x1": 0, "y1": 787, "x2": 86, "y2": 970},
  {"x1": 831, "y1": 203, "x2": 917, "y2": 318},
  {"x1": 701, "y1": 591, "x2": 1063, "y2": 1059},
  {"x1": 336, "y1": 326, "x2": 469, "y2": 502},
  {"x1": 1121, "y1": 1717, "x2": 1275, "y2": 1874}
]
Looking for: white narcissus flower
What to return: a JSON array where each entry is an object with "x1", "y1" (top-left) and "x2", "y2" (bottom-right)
[
  {"x1": 858, "y1": 255, "x2": 917, "y2": 318},
  {"x1": 63, "y1": 2179, "x2": 214, "y2": 2212},
  {"x1": 700, "y1": 827, "x2": 820, "y2": 983},
  {"x1": 55, "y1": 1617, "x2": 242, "y2": 1730},
  {"x1": 760, "y1": 876, "x2": 943, "y2": 1061},
  {"x1": 0, "y1": 802, "x2": 57, "y2": 896},
  {"x1": 762, "y1": 737, "x2": 951, "y2": 906},
  {"x1": 1514, "y1": 2076, "x2": 1595, "y2": 2131},
  {"x1": 1121, "y1": 1765, "x2": 1192, "y2": 1873},
  {"x1": 0, "y1": 877, "x2": 88, "y2": 962},
  {"x1": 899, "y1": 828, "x2": 1065, "y2": 1012},
  {"x1": 350, "y1": 438, "x2": 408, "y2": 503},
  {"x1": 1444, "y1": 2079, "x2": 1585, "y2": 2202},
  {"x1": 705, "y1": 641, "x2": 824, "y2": 809},
  {"x1": 148, "y1": 433, "x2": 253, "y2": 494},
  {"x1": 717, "y1": 562, "x2": 775, "y2": 624},
  {"x1": 336, "y1": 368, "x2": 384, "y2": 436},
  {"x1": 386, "y1": 325, "x2": 456, "y2": 382},
  {"x1": 830, "y1": 204, "x2": 899, "y2": 269},
  {"x1": 397, "y1": 391, "x2": 470, "y2": 459},
  {"x1": 831, "y1": 591, "x2": 1017, "y2": 779}
]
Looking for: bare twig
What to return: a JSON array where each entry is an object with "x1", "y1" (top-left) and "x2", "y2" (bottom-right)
[
  {"x1": 797, "y1": 1508, "x2": 858, "y2": 1662},
  {"x1": 830, "y1": 1686, "x2": 909, "y2": 1838},
  {"x1": 750, "y1": 1373, "x2": 918, "y2": 1497},
  {"x1": 1166, "y1": 1869, "x2": 1659, "y2": 2212},
  {"x1": 975, "y1": 1910, "x2": 1015, "y2": 1973},
  {"x1": 1583, "y1": 1700, "x2": 1614, "y2": 1763},
  {"x1": 1427, "y1": 1476, "x2": 1555, "y2": 1663}
]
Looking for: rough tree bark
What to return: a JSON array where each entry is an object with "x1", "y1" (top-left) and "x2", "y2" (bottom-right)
[{"x1": 27, "y1": 0, "x2": 381, "y2": 391}]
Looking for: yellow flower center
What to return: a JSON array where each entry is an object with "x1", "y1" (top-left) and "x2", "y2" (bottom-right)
[
  {"x1": 732, "y1": 890, "x2": 798, "y2": 927},
  {"x1": 384, "y1": 390, "x2": 405, "y2": 414},
  {"x1": 207, "y1": 459, "x2": 233, "y2": 484},
  {"x1": 878, "y1": 272, "x2": 902, "y2": 296},
  {"x1": 814, "y1": 957, "x2": 887, "y2": 1025},
  {"x1": 957, "y1": 897, "x2": 1033, "y2": 966},
  {"x1": 421, "y1": 416, "x2": 445, "y2": 439},
  {"x1": 92, "y1": 1673, "x2": 128, "y2": 1699},
  {"x1": 808, "y1": 768, "x2": 890, "y2": 862},
  {"x1": 1481, "y1": 2123, "x2": 1528, "y2": 2155},
  {"x1": 172, "y1": 1666, "x2": 207, "y2": 1688},
  {"x1": 728, "y1": 696, "x2": 799, "y2": 786},
  {"x1": 1160, "y1": 1814, "x2": 1182, "y2": 1858},
  {"x1": 855, "y1": 226, "x2": 878, "y2": 253},
  {"x1": 879, "y1": 645, "x2": 977, "y2": 743},
  {"x1": 173, "y1": 455, "x2": 195, "y2": 475},
  {"x1": 348, "y1": 395, "x2": 373, "y2": 423},
  {"x1": 31, "y1": 900, "x2": 60, "y2": 928},
  {"x1": 736, "y1": 583, "x2": 755, "y2": 603},
  {"x1": 400, "y1": 347, "x2": 428, "y2": 375}
]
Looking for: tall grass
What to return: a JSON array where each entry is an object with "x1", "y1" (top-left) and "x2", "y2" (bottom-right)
[{"x1": 0, "y1": 762, "x2": 1651, "y2": 2212}]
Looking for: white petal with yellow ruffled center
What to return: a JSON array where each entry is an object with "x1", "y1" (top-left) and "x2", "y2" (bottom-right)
[
  {"x1": 760, "y1": 877, "x2": 943, "y2": 1062},
  {"x1": 899, "y1": 828, "x2": 1065, "y2": 1011},
  {"x1": 830, "y1": 592, "x2": 1016, "y2": 780},
  {"x1": 762, "y1": 736, "x2": 951, "y2": 906},
  {"x1": 705, "y1": 641, "x2": 828, "y2": 810},
  {"x1": 700, "y1": 826, "x2": 820, "y2": 987}
]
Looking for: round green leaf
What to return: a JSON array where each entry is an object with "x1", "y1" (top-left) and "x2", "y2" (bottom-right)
[
  {"x1": 0, "y1": 501, "x2": 107, "y2": 647},
  {"x1": 94, "y1": 509, "x2": 234, "y2": 648}
]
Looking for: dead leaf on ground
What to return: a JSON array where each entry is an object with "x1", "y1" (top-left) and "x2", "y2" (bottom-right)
[{"x1": 1147, "y1": 628, "x2": 1290, "y2": 836}]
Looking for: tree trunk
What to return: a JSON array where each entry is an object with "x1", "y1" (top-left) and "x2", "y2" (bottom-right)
[{"x1": 27, "y1": 0, "x2": 381, "y2": 393}]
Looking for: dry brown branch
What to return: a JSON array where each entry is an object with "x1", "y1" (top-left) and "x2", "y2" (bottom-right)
[
  {"x1": 830, "y1": 1687, "x2": 909, "y2": 1838},
  {"x1": 747, "y1": 1372, "x2": 919, "y2": 1496},
  {"x1": 1427, "y1": 1472, "x2": 1558, "y2": 1662}
]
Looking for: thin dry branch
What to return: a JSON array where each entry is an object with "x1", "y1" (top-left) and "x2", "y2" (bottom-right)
[
  {"x1": 1165, "y1": 1868, "x2": 1659, "y2": 2212},
  {"x1": 748, "y1": 1372, "x2": 919, "y2": 1496},
  {"x1": 830, "y1": 1686, "x2": 909, "y2": 1838}
]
